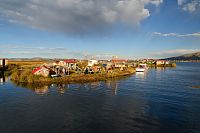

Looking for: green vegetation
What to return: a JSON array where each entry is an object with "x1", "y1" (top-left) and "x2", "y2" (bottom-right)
[
  {"x1": 0, "y1": 64, "x2": 19, "y2": 77},
  {"x1": 11, "y1": 69, "x2": 40, "y2": 83}
]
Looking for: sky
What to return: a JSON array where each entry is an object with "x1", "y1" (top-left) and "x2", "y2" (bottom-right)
[{"x1": 0, "y1": 0, "x2": 200, "y2": 59}]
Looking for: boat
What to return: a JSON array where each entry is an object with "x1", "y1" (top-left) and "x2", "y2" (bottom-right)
[
  {"x1": 136, "y1": 64, "x2": 148, "y2": 72},
  {"x1": 51, "y1": 74, "x2": 61, "y2": 78}
]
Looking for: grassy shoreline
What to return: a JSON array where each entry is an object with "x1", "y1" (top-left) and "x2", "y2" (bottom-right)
[
  {"x1": 148, "y1": 63, "x2": 176, "y2": 67},
  {"x1": 11, "y1": 68, "x2": 136, "y2": 84}
]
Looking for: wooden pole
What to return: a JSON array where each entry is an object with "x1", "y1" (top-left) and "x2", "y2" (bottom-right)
[{"x1": 2, "y1": 59, "x2": 5, "y2": 71}]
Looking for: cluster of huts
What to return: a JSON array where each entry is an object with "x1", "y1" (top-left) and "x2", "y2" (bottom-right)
[
  {"x1": 0, "y1": 57, "x2": 173, "y2": 78},
  {"x1": 138, "y1": 58, "x2": 170, "y2": 65},
  {"x1": 32, "y1": 59, "x2": 79, "y2": 77},
  {"x1": 31, "y1": 58, "x2": 173, "y2": 77},
  {"x1": 32, "y1": 58, "x2": 132, "y2": 77}
]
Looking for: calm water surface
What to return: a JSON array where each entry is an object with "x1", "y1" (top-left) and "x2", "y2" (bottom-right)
[{"x1": 0, "y1": 62, "x2": 200, "y2": 133}]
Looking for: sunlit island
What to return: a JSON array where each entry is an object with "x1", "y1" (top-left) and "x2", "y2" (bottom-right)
[{"x1": 1, "y1": 58, "x2": 176, "y2": 84}]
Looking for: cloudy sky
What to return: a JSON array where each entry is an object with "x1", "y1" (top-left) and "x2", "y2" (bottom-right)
[{"x1": 0, "y1": 0, "x2": 200, "y2": 59}]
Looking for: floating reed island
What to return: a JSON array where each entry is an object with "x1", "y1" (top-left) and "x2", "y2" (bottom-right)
[
  {"x1": 149, "y1": 63, "x2": 176, "y2": 67},
  {"x1": 8, "y1": 59, "x2": 135, "y2": 84},
  {"x1": 7, "y1": 58, "x2": 176, "y2": 84},
  {"x1": 11, "y1": 68, "x2": 136, "y2": 84},
  {"x1": 146, "y1": 60, "x2": 176, "y2": 67}
]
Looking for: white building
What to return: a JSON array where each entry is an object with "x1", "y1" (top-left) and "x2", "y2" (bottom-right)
[{"x1": 88, "y1": 60, "x2": 98, "y2": 67}]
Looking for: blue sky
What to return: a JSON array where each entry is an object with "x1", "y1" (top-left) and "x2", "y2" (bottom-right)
[{"x1": 0, "y1": 0, "x2": 200, "y2": 59}]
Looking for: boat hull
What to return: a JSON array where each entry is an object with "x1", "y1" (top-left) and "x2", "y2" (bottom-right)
[{"x1": 136, "y1": 68, "x2": 145, "y2": 72}]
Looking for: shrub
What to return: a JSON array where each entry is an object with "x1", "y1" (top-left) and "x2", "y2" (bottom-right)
[{"x1": 10, "y1": 70, "x2": 21, "y2": 81}]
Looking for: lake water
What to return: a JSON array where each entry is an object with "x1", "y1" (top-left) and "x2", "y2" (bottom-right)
[{"x1": 0, "y1": 62, "x2": 200, "y2": 133}]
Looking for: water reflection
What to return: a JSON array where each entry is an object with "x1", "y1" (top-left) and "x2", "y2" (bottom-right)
[
  {"x1": 12, "y1": 80, "x2": 121, "y2": 96},
  {"x1": 135, "y1": 72, "x2": 147, "y2": 80},
  {"x1": 155, "y1": 67, "x2": 166, "y2": 72},
  {"x1": 34, "y1": 85, "x2": 49, "y2": 95},
  {"x1": 0, "y1": 76, "x2": 5, "y2": 85},
  {"x1": 0, "y1": 75, "x2": 8, "y2": 85},
  {"x1": 105, "y1": 80, "x2": 118, "y2": 95},
  {"x1": 12, "y1": 82, "x2": 51, "y2": 95},
  {"x1": 13, "y1": 81, "x2": 100, "y2": 95},
  {"x1": 82, "y1": 82, "x2": 100, "y2": 90},
  {"x1": 54, "y1": 84, "x2": 70, "y2": 94},
  {"x1": 89, "y1": 82, "x2": 100, "y2": 89}
]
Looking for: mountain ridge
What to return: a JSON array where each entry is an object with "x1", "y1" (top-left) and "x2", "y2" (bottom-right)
[{"x1": 164, "y1": 52, "x2": 200, "y2": 61}]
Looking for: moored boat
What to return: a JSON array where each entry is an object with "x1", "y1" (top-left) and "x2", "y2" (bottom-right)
[{"x1": 136, "y1": 64, "x2": 148, "y2": 72}]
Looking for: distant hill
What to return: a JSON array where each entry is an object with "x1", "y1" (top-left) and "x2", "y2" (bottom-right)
[
  {"x1": 8, "y1": 57, "x2": 73, "y2": 61},
  {"x1": 8, "y1": 57, "x2": 51, "y2": 61},
  {"x1": 165, "y1": 52, "x2": 200, "y2": 61}
]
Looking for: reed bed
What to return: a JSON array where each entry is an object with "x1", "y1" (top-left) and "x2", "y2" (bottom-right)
[{"x1": 11, "y1": 68, "x2": 136, "y2": 84}]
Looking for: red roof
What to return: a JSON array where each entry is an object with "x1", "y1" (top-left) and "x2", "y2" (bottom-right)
[
  {"x1": 111, "y1": 59, "x2": 127, "y2": 63},
  {"x1": 32, "y1": 67, "x2": 42, "y2": 74},
  {"x1": 64, "y1": 59, "x2": 77, "y2": 63}
]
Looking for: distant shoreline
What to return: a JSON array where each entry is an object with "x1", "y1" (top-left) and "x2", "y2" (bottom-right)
[{"x1": 173, "y1": 60, "x2": 200, "y2": 62}]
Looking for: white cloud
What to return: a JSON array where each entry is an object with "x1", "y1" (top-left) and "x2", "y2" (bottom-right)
[
  {"x1": 0, "y1": 45, "x2": 70, "y2": 58},
  {"x1": 177, "y1": 0, "x2": 185, "y2": 6},
  {"x1": 0, "y1": 44, "x2": 117, "y2": 59},
  {"x1": 151, "y1": 49, "x2": 199, "y2": 57},
  {"x1": 177, "y1": 0, "x2": 200, "y2": 13},
  {"x1": 153, "y1": 32, "x2": 200, "y2": 38},
  {"x1": 149, "y1": 0, "x2": 163, "y2": 7},
  {"x1": 0, "y1": 0, "x2": 163, "y2": 34},
  {"x1": 183, "y1": 1, "x2": 199, "y2": 13}
]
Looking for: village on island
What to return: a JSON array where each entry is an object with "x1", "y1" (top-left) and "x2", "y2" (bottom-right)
[{"x1": 0, "y1": 56, "x2": 176, "y2": 85}]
